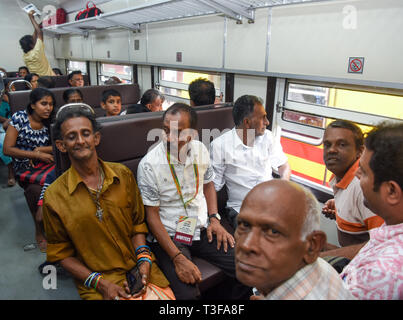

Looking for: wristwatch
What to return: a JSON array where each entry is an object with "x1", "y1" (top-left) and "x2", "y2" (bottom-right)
[{"x1": 208, "y1": 213, "x2": 221, "y2": 222}]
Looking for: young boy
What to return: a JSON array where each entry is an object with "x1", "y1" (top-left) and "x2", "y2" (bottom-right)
[{"x1": 100, "y1": 89, "x2": 122, "y2": 117}]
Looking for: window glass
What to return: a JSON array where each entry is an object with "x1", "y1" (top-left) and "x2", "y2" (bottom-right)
[
  {"x1": 67, "y1": 60, "x2": 87, "y2": 75},
  {"x1": 98, "y1": 63, "x2": 132, "y2": 84},
  {"x1": 283, "y1": 110, "x2": 326, "y2": 129},
  {"x1": 287, "y1": 82, "x2": 403, "y2": 119},
  {"x1": 279, "y1": 80, "x2": 397, "y2": 189},
  {"x1": 159, "y1": 68, "x2": 222, "y2": 104},
  {"x1": 160, "y1": 69, "x2": 221, "y2": 88}
]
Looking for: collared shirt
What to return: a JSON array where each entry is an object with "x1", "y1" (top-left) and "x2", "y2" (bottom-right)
[
  {"x1": 137, "y1": 140, "x2": 214, "y2": 242},
  {"x1": 43, "y1": 160, "x2": 169, "y2": 300},
  {"x1": 210, "y1": 127, "x2": 288, "y2": 212},
  {"x1": 340, "y1": 222, "x2": 403, "y2": 300},
  {"x1": 329, "y1": 160, "x2": 384, "y2": 237},
  {"x1": 23, "y1": 38, "x2": 55, "y2": 77},
  {"x1": 264, "y1": 258, "x2": 356, "y2": 300}
]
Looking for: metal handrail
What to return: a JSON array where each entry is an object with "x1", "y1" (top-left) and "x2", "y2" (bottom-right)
[{"x1": 9, "y1": 79, "x2": 32, "y2": 90}]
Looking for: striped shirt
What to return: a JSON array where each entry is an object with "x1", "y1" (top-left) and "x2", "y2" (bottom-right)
[
  {"x1": 330, "y1": 159, "x2": 384, "y2": 242},
  {"x1": 264, "y1": 258, "x2": 356, "y2": 300}
]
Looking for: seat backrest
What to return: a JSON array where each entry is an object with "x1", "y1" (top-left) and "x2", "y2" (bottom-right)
[
  {"x1": 7, "y1": 77, "x2": 29, "y2": 91},
  {"x1": 53, "y1": 104, "x2": 234, "y2": 179},
  {"x1": 53, "y1": 74, "x2": 90, "y2": 88},
  {"x1": 6, "y1": 72, "x2": 19, "y2": 78},
  {"x1": 8, "y1": 83, "x2": 140, "y2": 117},
  {"x1": 6, "y1": 75, "x2": 89, "y2": 91}
]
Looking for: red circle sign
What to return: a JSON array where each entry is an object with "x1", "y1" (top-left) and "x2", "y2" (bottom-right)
[{"x1": 350, "y1": 58, "x2": 362, "y2": 72}]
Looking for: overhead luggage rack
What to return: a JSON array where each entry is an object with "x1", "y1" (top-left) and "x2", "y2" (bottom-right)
[{"x1": 43, "y1": 0, "x2": 335, "y2": 36}]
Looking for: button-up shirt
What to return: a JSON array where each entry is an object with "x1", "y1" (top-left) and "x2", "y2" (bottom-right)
[
  {"x1": 210, "y1": 128, "x2": 288, "y2": 212},
  {"x1": 340, "y1": 222, "x2": 403, "y2": 300},
  {"x1": 43, "y1": 160, "x2": 169, "y2": 299},
  {"x1": 264, "y1": 258, "x2": 356, "y2": 300},
  {"x1": 137, "y1": 140, "x2": 214, "y2": 241}
]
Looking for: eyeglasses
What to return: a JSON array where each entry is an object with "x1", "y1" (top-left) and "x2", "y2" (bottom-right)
[{"x1": 55, "y1": 103, "x2": 95, "y2": 120}]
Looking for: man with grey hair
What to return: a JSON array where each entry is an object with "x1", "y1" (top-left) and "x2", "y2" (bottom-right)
[
  {"x1": 234, "y1": 180, "x2": 355, "y2": 300},
  {"x1": 126, "y1": 89, "x2": 164, "y2": 114},
  {"x1": 210, "y1": 95, "x2": 291, "y2": 230}
]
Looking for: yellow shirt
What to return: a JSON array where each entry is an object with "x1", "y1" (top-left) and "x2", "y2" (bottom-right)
[
  {"x1": 43, "y1": 160, "x2": 169, "y2": 300},
  {"x1": 23, "y1": 38, "x2": 55, "y2": 77}
]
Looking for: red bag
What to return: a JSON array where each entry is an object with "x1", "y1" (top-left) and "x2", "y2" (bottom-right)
[
  {"x1": 75, "y1": 1, "x2": 103, "y2": 21},
  {"x1": 42, "y1": 8, "x2": 66, "y2": 27}
]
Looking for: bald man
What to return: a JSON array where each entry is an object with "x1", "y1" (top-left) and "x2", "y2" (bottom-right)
[{"x1": 235, "y1": 180, "x2": 355, "y2": 300}]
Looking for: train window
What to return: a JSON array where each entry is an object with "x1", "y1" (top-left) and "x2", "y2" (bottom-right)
[
  {"x1": 66, "y1": 60, "x2": 87, "y2": 75},
  {"x1": 98, "y1": 63, "x2": 132, "y2": 84},
  {"x1": 158, "y1": 68, "x2": 223, "y2": 106},
  {"x1": 287, "y1": 82, "x2": 403, "y2": 120},
  {"x1": 275, "y1": 78, "x2": 402, "y2": 191}
]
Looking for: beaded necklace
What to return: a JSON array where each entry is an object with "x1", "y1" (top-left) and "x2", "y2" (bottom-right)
[{"x1": 86, "y1": 165, "x2": 105, "y2": 221}]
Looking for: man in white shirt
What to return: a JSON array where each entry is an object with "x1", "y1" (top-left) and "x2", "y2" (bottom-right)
[
  {"x1": 137, "y1": 103, "x2": 252, "y2": 300},
  {"x1": 210, "y1": 95, "x2": 291, "y2": 229}
]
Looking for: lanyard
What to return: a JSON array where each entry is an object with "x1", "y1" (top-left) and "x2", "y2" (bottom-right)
[{"x1": 166, "y1": 151, "x2": 199, "y2": 214}]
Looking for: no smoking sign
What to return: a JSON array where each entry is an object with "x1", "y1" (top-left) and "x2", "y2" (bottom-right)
[{"x1": 348, "y1": 57, "x2": 364, "y2": 74}]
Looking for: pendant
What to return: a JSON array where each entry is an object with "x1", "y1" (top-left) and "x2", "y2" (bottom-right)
[{"x1": 96, "y1": 208, "x2": 103, "y2": 221}]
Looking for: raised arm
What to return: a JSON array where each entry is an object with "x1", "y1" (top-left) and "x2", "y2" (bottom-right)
[{"x1": 28, "y1": 10, "x2": 43, "y2": 43}]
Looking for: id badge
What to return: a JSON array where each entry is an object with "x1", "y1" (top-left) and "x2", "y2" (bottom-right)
[{"x1": 174, "y1": 216, "x2": 197, "y2": 246}]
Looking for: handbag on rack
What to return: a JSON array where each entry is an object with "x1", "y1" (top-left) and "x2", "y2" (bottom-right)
[
  {"x1": 42, "y1": 8, "x2": 66, "y2": 27},
  {"x1": 75, "y1": 1, "x2": 103, "y2": 21}
]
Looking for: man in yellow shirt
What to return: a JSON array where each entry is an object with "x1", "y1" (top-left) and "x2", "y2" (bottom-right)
[
  {"x1": 19, "y1": 11, "x2": 55, "y2": 77},
  {"x1": 42, "y1": 104, "x2": 171, "y2": 300}
]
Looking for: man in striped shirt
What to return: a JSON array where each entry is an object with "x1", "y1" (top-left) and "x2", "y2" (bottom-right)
[
  {"x1": 235, "y1": 180, "x2": 355, "y2": 300},
  {"x1": 322, "y1": 120, "x2": 383, "y2": 247}
]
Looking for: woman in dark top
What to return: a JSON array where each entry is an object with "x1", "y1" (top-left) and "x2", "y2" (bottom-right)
[{"x1": 3, "y1": 88, "x2": 56, "y2": 251}]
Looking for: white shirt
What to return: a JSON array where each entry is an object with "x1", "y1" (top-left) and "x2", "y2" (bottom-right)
[
  {"x1": 210, "y1": 128, "x2": 288, "y2": 213},
  {"x1": 137, "y1": 140, "x2": 214, "y2": 242}
]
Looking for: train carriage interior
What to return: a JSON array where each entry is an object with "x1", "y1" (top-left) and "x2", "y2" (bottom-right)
[{"x1": 0, "y1": 0, "x2": 402, "y2": 300}]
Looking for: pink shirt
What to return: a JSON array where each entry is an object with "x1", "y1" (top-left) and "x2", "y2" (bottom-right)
[{"x1": 341, "y1": 222, "x2": 403, "y2": 300}]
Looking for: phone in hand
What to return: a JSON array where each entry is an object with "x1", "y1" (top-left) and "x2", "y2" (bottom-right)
[{"x1": 126, "y1": 265, "x2": 145, "y2": 295}]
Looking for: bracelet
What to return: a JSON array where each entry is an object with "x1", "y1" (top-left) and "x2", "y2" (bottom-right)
[
  {"x1": 94, "y1": 275, "x2": 103, "y2": 290},
  {"x1": 137, "y1": 257, "x2": 152, "y2": 267},
  {"x1": 135, "y1": 245, "x2": 151, "y2": 255},
  {"x1": 137, "y1": 253, "x2": 152, "y2": 260},
  {"x1": 171, "y1": 251, "x2": 182, "y2": 262},
  {"x1": 136, "y1": 248, "x2": 151, "y2": 256},
  {"x1": 84, "y1": 272, "x2": 100, "y2": 288}
]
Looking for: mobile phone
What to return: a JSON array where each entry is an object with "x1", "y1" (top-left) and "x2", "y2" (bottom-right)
[{"x1": 126, "y1": 266, "x2": 145, "y2": 294}]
